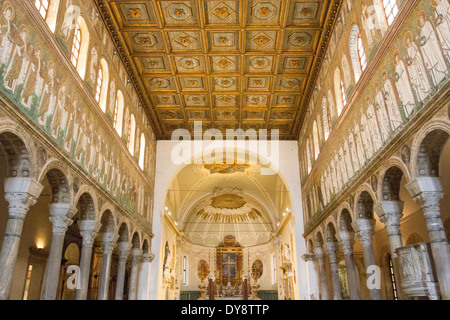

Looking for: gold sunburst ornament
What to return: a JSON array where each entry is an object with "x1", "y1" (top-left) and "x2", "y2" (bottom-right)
[{"x1": 196, "y1": 194, "x2": 262, "y2": 223}]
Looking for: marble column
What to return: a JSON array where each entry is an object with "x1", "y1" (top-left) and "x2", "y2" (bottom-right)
[
  {"x1": 97, "y1": 232, "x2": 118, "y2": 300},
  {"x1": 0, "y1": 178, "x2": 43, "y2": 300},
  {"x1": 115, "y1": 241, "x2": 131, "y2": 300},
  {"x1": 314, "y1": 245, "x2": 329, "y2": 300},
  {"x1": 374, "y1": 200, "x2": 404, "y2": 299},
  {"x1": 301, "y1": 253, "x2": 320, "y2": 300},
  {"x1": 353, "y1": 219, "x2": 381, "y2": 300},
  {"x1": 41, "y1": 203, "x2": 77, "y2": 300},
  {"x1": 406, "y1": 177, "x2": 450, "y2": 300},
  {"x1": 128, "y1": 248, "x2": 142, "y2": 300},
  {"x1": 76, "y1": 220, "x2": 101, "y2": 300},
  {"x1": 325, "y1": 241, "x2": 343, "y2": 300},
  {"x1": 137, "y1": 252, "x2": 155, "y2": 300},
  {"x1": 338, "y1": 232, "x2": 360, "y2": 300}
]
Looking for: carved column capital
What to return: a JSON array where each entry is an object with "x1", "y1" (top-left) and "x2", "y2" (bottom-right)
[
  {"x1": 101, "y1": 232, "x2": 119, "y2": 255},
  {"x1": 314, "y1": 245, "x2": 324, "y2": 260},
  {"x1": 325, "y1": 241, "x2": 338, "y2": 262},
  {"x1": 142, "y1": 252, "x2": 155, "y2": 263},
  {"x1": 406, "y1": 178, "x2": 443, "y2": 211},
  {"x1": 374, "y1": 201, "x2": 404, "y2": 237},
  {"x1": 4, "y1": 192, "x2": 38, "y2": 219},
  {"x1": 339, "y1": 237, "x2": 355, "y2": 256},
  {"x1": 48, "y1": 203, "x2": 77, "y2": 235},
  {"x1": 4, "y1": 178, "x2": 43, "y2": 217},
  {"x1": 78, "y1": 220, "x2": 102, "y2": 247},
  {"x1": 356, "y1": 229, "x2": 374, "y2": 247},
  {"x1": 131, "y1": 248, "x2": 143, "y2": 264},
  {"x1": 117, "y1": 241, "x2": 131, "y2": 262},
  {"x1": 301, "y1": 253, "x2": 315, "y2": 262}
]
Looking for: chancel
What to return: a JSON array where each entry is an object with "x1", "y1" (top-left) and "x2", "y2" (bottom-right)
[{"x1": 0, "y1": 0, "x2": 449, "y2": 301}]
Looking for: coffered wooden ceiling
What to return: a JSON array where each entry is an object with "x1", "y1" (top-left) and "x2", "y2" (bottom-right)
[{"x1": 97, "y1": 0, "x2": 342, "y2": 139}]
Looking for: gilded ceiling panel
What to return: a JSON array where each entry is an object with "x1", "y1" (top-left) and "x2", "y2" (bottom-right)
[{"x1": 101, "y1": 0, "x2": 341, "y2": 139}]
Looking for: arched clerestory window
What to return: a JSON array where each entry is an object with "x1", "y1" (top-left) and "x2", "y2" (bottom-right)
[
  {"x1": 382, "y1": 0, "x2": 399, "y2": 27},
  {"x1": 71, "y1": 16, "x2": 90, "y2": 80},
  {"x1": 313, "y1": 121, "x2": 320, "y2": 160},
  {"x1": 34, "y1": 0, "x2": 60, "y2": 32},
  {"x1": 139, "y1": 133, "x2": 146, "y2": 170},
  {"x1": 306, "y1": 140, "x2": 312, "y2": 174},
  {"x1": 96, "y1": 58, "x2": 109, "y2": 112},
  {"x1": 350, "y1": 25, "x2": 367, "y2": 82},
  {"x1": 128, "y1": 115, "x2": 136, "y2": 155},
  {"x1": 334, "y1": 68, "x2": 345, "y2": 115},
  {"x1": 114, "y1": 90, "x2": 124, "y2": 136},
  {"x1": 322, "y1": 97, "x2": 331, "y2": 140}
]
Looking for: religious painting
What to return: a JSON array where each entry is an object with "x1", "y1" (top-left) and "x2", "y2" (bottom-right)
[
  {"x1": 401, "y1": 145, "x2": 411, "y2": 166},
  {"x1": 222, "y1": 252, "x2": 237, "y2": 279},
  {"x1": 251, "y1": 259, "x2": 263, "y2": 280}
]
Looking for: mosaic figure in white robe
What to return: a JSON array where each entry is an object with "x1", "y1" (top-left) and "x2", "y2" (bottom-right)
[
  {"x1": 38, "y1": 62, "x2": 57, "y2": 126},
  {"x1": 339, "y1": 146, "x2": 348, "y2": 185},
  {"x1": 89, "y1": 46, "x2": 98, "y2": 84},
  {"x1": 348, "y1": 131, "x2": 360, "y2": 172},
  {"x1": 0, "y1": 4, "x2": 15, "y2": 67},
  {"x1": 75, "y1": 113, "x2": 86, "y2": 162},
  {"x1": 394, "y1": 53, "x2": 415, "y2": 118},
  {"x1": 61, "y1": 0, "x2": 80, "y2": 40},
  {"x1": 360, "y1": 113, "x2": 374, "y2": 159},
  {"x1": 374, "y1": 87, "x2": 391, "y2": 142},
  {"x1": 4, "y1": 26, "x2": 31, "y2": 94},
  {"x1": 354, "y1": 122, "x2": 366, "y2": 168},
  {"x1": 344, "y1": 139, "x2": 354, "y2": 179},
  {"x1": 65, "y1": 97, "x2": 79, "y2": 152},
  {"x1": 334, "y1": 153, "x2": 343, "y2": 191},
  {"x1": 50, "y1": 83, "x2": 67, "y2": 138},
  {"x1": 418, "y1": 13, "x2": 448, "y2": 86},
  {"x1": 405, "y1": 33, "x2": 431, "y2": 103},
  {"x1": 367, "y1": 102, "x2": 383, "y2": 152},
  {"x1": 21, "y1": 44, "x2": 44, "y2": 109},
  {"x1": 362, "y1": 4, "x2": 376, "y2": 47},
  {"x1": 433, "y1": 0, "x2": 450, "y2": 61},
  {"x1": 382, "y1": 72, "x2": 403, "y2": 130},
  {"x1": 329, "y1": 163, "x2": 337, "y2": 196}
]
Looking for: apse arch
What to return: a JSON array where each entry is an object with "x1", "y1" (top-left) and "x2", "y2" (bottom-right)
[{"x1": 150, "y1": 140, "x2": 307, "y2": 299}]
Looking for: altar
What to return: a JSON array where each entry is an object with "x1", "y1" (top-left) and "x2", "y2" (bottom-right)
[{"x1": 199, "y1": 235, "x2": 262, "y2": 300}]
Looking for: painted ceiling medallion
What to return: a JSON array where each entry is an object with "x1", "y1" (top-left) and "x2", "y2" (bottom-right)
[
  {"x1": 150, "y1": 78, "x2": 170, "y2": 88},
  {"x1": 187, "y1": 95, "x2": 205, "y2": 104},
  {"x1": 250, "y1": 57, "x2": 270, "y2": 69},
  {"x1": 134, "y1": 34, "x2": 157, "y2": 47},
  {"x1": 247, "y1": 95, "x2": 265, "y2": 105},
  {"x1": 211, "y1": 2, "x2": 235, "y2": 21},
  {"x1": 217, "y1": 95, "x2": 235, "y2": 104},
  {"x1": 251, "y1": 32, "x2": 272, "y2": 48},
  {"x1": 216, "y1": 77, "x2": 234, "y2": 88},
  {"x1": 180, "y1": 57, "x2": 200, "y2": 69},
  {"x1": 213, "y1": 33, "x2": 234, "y2": 47},
  {"x1": 129, "y1": 8, "x2": 142, "y2": 18},
  {"x1": 252, "y1": 2, "x2": 276, "y2": 20},
  {"x1": 214, "y1": 57, "x2": 234, "y2": 70},
  {"x1": 288, "y1": 32, "x2": 311, "y2": 47},
  {"x1": 281, "y1": 78, "x2": 300, "y2": 89},
  {"x1": 174, "y1": 32, "x2": 197, "y2": 47},
  {"x1": 167, "y1": 3, "x2": 192, "y2": 21}
]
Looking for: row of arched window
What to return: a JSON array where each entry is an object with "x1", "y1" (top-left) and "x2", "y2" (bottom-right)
[
  {"x1": 33, "y1": 0, "x2": 148, "y2": 171},
  {"x1": 302, "y1": 0, "x2": 399, "y2": 177}
]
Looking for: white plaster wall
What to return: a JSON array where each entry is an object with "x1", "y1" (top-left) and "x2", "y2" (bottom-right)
[{"x1": 149, "y1": 140, "x2": 308, "y2": 299}]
